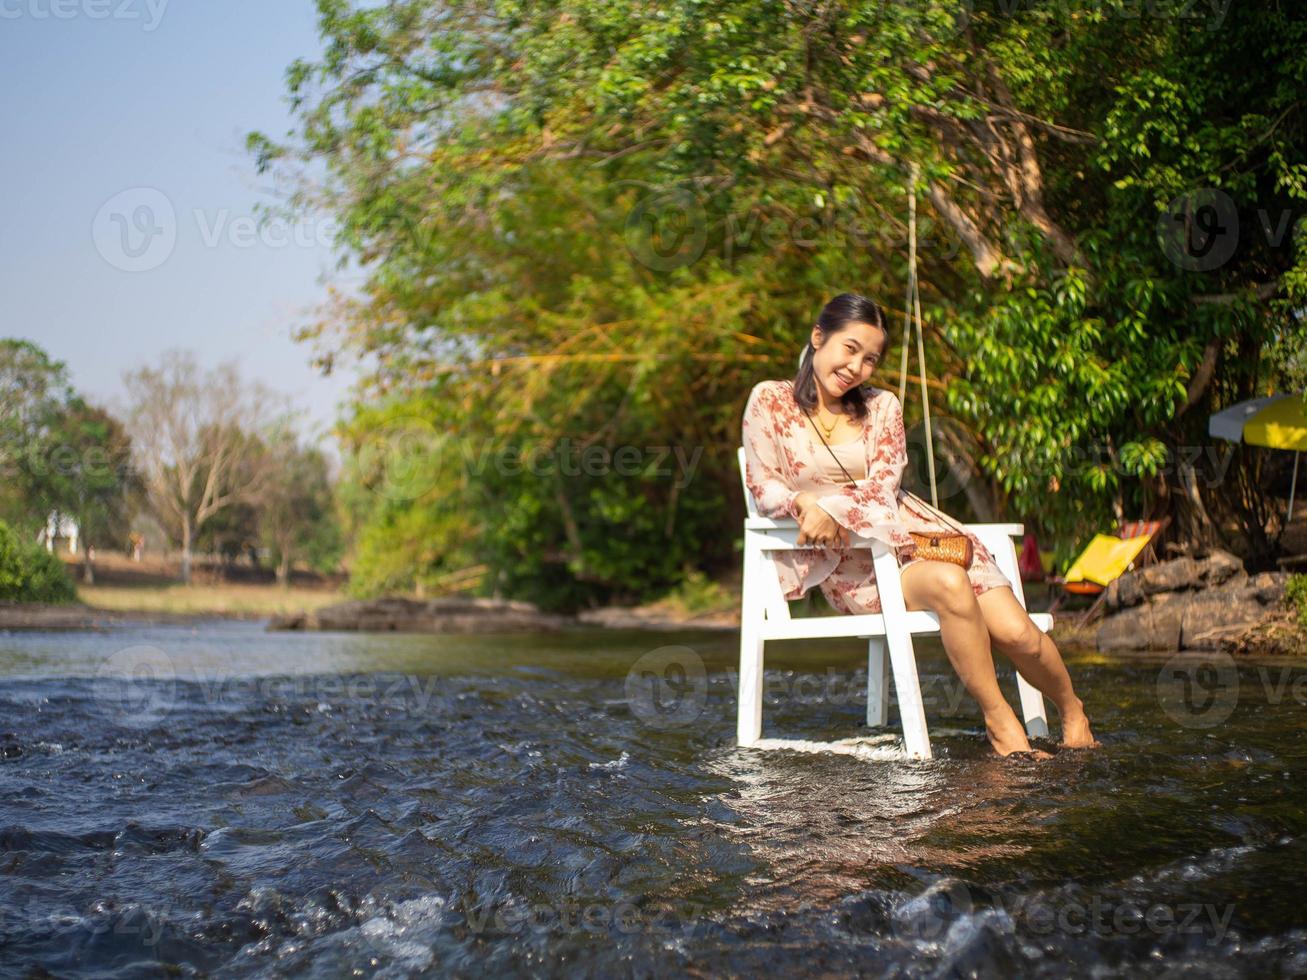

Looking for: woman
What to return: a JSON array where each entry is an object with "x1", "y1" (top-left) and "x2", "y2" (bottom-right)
[{"x1": 741, "y1": 292, "x2": 1098, "y2": 757}]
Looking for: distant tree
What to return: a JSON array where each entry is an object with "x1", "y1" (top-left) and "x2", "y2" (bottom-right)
[
  {"x1": 122, "y1": 350, "x2": 287, "y2": 584},
  {"x1": 0, "y1": 340, "x2": 75, "y2": 534},
  {"x1": 0, "y1": 343, "x2": 137, "y2": 583},
  {"x1": 194, "y1": 498, "x2": 262, "y2": 574},
  {"x1": 33, "y1": 398, "x2": 138, "y2": 584},
  {"x1": 259, "y1": 436, "x2": 342, "y2": 587}
]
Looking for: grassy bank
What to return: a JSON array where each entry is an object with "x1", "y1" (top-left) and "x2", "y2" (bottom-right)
[
  {"x1": 75, "y1": 583, "x2": 345, "y2": 618},
  {"x1": 56, "y1": 550, "x2": 346, "y2": 620}
]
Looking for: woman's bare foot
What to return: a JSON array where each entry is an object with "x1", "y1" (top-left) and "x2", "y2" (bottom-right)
[
  {"x1": 985, "y1": 713, "x2": 1044, "y2": 758},
  {"x1": 1059, "y1": 709, "x2": 1100, "y2": 749}
]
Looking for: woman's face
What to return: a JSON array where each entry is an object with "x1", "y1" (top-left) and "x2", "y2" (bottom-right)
[{"x1": 810, "y1": 321, "x2": 886, "y2": 402}]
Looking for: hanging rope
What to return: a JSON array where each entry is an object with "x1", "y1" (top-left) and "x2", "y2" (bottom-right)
[{"x1": 899, "y1": 163, "x2": 939, "y2": 508}]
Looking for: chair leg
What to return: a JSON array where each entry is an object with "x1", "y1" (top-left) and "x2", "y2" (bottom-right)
[
  {"x1": 885, "y1": 629, "x2": 931, "y2": 760},
  {"x1": 865, "y1": 637, "x2": 889, "y2": 728},
  {"x1": 737, "y1": 532, "x2": 766, "y2": 747},
  {"x1": 1074, "y1": 591, "x2": 1107, "y2": 630},
  {"x1": 1016, "y1": 673, "x2": 1050, "y2": 739},
  {"x1": 871, "y1": 546, "x2": 932, "y2": 760},
  {"x1": 737, "y1": 625, "x2": 764, "y2": 746}
]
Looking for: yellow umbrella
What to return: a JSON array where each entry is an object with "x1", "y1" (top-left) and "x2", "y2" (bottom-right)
[{"x1": 1209, "y1": 390, "x2": 1307, "y2": 522}]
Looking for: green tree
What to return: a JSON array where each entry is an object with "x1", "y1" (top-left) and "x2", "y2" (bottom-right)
[
  {"x1": 259, "y1": 437, "x2": 343, "y2": 586},
  {"x1": 31, "y1": 398, "x2": 138, "y2": 584},
  {"x1": 0, "y1": 339, "x2": 76, "y2": 533},
  {"x1": 251, "y1": 0, "x2": 1307, "y2": 599}
]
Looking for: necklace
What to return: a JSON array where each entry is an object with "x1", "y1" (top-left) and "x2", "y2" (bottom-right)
[{"x1": 813, "y1": 407, "x2": 840, "y2": 439}]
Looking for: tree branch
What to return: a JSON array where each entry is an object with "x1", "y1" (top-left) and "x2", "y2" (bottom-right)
[
  {"x1": 1177, "y1": 338, "x2": 1221, "y2": 417},
  {"x1": 1190, "y1": 279, "x2": 1282, "y2": 305}
]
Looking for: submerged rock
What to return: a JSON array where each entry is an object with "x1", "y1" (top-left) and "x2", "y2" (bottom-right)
[
  {"x1": 1095, "y1": 551, "x2": 1290, "y2": 653},
  {"x1": 267, "y1": 596, "x2": 572, "y2": 634}
]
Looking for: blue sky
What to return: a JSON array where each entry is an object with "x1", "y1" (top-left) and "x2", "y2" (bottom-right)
[{"x1": 0, "y1": 0, "x2": 365, "y2": 449}]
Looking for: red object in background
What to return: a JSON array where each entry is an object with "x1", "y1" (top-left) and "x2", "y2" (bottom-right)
[{"x1": 1018, "y1": 532, "x2": 1045, "y2": 581}]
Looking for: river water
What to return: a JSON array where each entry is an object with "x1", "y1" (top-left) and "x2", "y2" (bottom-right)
[{"x1": 1, "y1": 621, "x2": 1304, "y2": 977}]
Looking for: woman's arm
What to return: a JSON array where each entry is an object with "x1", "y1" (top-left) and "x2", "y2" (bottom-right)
[
  {"x1": 812, "y1": 391, "x2": 916, "y2": 549},
  {"x1": 741, "y1": 382, "x2": 802, "y2": 520}
]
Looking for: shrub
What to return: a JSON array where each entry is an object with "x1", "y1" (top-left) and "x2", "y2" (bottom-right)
[
  {"x1": 0, "y1": 520, "x2": 77, "y2": 603},
  {"x1": 1287, "y1": 574, "x2": 1307, "y2": 628},
  {"x1": 660, "y1": 568, "x2": 733, "y2": 616}
]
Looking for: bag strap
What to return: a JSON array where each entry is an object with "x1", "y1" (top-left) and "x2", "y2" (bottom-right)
[
  {"x1": 903, "y1": 489, "x2": 970, "y2": 537},
  {"x1": 804, "y1": 407, "x2": 972, "y2": 540}
]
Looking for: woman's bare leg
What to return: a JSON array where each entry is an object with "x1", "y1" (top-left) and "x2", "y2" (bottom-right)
[
  {"x1": 899, "y1": 560, "x2": 1044, "y2": 757},
  {"x1": 976, "y1": 587, "x2": 1099, "y2": 748}
]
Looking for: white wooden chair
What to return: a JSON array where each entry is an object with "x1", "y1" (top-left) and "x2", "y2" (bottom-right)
[{"x1": 736, "y1": 447, "x2": 1052, "y2": 760}]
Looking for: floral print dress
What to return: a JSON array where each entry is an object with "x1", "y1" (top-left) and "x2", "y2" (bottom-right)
[{"x1": 741, "y1": 378, "x2": 1012, "y2": 615}]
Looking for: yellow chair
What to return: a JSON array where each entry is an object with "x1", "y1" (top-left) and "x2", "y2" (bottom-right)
[
  {"x1": 1049, "y1": 521, "x2": 1165, "y2": 621},
  {"x1": 1063, "y1": 533, "x2": 1155, "y2": 590}
]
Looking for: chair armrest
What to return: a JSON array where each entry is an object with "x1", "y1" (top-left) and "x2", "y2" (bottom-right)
[
  {"x1": 748, "y1": 518, "x2": 1025, "y2": 535},
  {"x1": 744, "y1": 518, "x2": 889, "y2": 553},
  {"x1": 744, "y1": 517, "x2": 800, "y2": 530},
  {"x1": 963, "y1": 523, "x2": 1025, "y2": 537},
  {"x1": 744, "y1": 520, "x2": 1024, "y2": 554}
]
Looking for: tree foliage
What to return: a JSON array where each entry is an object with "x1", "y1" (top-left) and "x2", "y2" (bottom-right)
[
  {"x1": 0, "y1": 519, "x2": 76, "y2": 604},
  {"x1": 0, "y1": 342, "x2": 138, "y2": 582},
  {"x1": 259, "y1": 438, "x2": 343, "y2": 585},
  {"x1": 251, "y1": 0, "x2": 1307, "y2": 602}
]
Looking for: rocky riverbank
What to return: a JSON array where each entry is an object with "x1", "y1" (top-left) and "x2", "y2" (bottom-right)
[
  {"x1": 0, "y1": 601, "x2": 226, "y2": 630},
  {"x1": 1095, "y1": 549, "x2": 1296, "y2": 652},
  {"x1": 267, "y1": 596, "x2": 574, "y2": 633},
  {"x1": 268, "y1": 595, "x2": 740, "y2": 634}
]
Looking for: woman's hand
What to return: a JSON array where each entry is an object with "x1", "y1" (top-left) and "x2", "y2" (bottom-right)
[{"x1": 793, "y1": 492, "x2": 850, "y2": 548}]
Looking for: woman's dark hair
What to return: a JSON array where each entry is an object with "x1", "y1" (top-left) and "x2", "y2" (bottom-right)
[{"x1": 792, "y1": 292, "x2": 889, "y2": 421}]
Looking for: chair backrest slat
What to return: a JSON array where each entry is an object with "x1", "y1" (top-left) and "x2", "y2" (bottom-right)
[{"x1": 737, "y1": 447, "x2": 760, "y2": 518}]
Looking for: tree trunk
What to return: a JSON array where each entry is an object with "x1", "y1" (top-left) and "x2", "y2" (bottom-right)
[
  {"x1": 276, "y1": 551, "x2": 290, "y2": 589},
  {"x1": 181, "y1": 515, "x2": 193, "y2": 585},
  {"x1": 82, "y1": 549, "x2": 94, "y2": 585}
]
